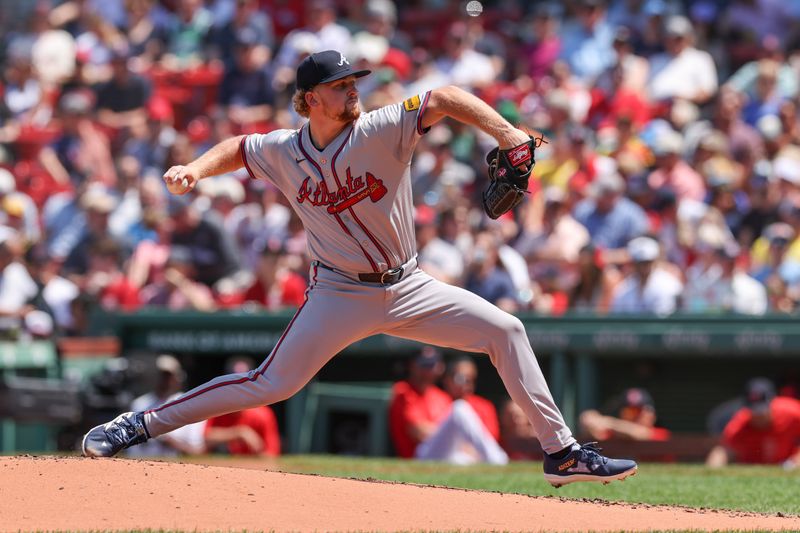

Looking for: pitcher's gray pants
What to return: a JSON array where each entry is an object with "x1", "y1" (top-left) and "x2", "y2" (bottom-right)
[{"x1": 144, "y1": 263, "x2": 576, "y2": 454}]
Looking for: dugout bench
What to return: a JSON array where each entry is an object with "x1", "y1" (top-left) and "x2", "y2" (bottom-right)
[
  {"x1": 287, "y1": 381, "x2": 394, "y2": 456},
  {"x1": 0, "y1": 340, "x2": 59, "y2": 452}
]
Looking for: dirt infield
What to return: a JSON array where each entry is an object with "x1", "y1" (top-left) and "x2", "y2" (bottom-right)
[{"x1": 1, "y1": 456, "x2": 798, "y2": 532}]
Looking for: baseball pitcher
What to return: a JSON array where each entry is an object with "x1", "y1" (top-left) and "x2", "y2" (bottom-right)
[{"x1": 83, "y1": 50, "x2": 637, "y2": 487}]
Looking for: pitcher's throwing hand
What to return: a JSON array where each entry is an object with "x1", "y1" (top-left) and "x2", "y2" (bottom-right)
[{"x1": 163, "y1": 165, "x2": 197, "y2": 195}]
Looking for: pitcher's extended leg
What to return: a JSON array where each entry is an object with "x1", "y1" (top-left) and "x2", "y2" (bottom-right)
[
  {"x1": 385, "y1": 271, "x2": 575, "y2": 454},
  {"x1": 144, "y1": 271, "x2": 382, "y2": 437}
]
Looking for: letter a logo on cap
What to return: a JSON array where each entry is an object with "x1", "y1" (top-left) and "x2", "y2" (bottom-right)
[{"x1": 338, "y1": 53, "x2": 349, "y2": 66}]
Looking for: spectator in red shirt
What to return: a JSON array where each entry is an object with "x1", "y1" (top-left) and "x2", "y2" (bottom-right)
[
  {"x1": 707, "y1": 378, "x2": 800, "y2": 469},
  {"x1": 205, "y1": 407, "x2": 281, "y2": 456},
  {"x1": 84, "y1": 238, "x2": 141, "y2": 312},
  {"x1": 389, "y1": 346, "x2": 451, "y2": 459},
  {"x1": 243, "y1": 245, "x2": 307, "y2": 309},
  {"x1": 442, "y1": 356, "x2": 500, "y2": 440},
  {"x1": 204, "y1": 356, "x2": 281, "y2": 456},
  {"x1": 412, "y1": 354, "x2": 509, "y2": 465},
  {"x1": 140, "y1": 245, "x2": 216, "y2": 311},
  {"x1": 579, "y1": 387, "x2": 671, "y2": 441}
]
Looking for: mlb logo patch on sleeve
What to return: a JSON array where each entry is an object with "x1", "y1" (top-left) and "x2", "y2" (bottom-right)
[{"x1": 403, "y1": 95, "x2": 421, "y2": 112}]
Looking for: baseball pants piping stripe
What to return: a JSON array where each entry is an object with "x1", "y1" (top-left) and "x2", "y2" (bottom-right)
[
  {"x1": 253, "y1": 264, "x2": 319, "y2": 375},
  {"x1": 330, "y1": 129, "x2": 394, "y2": 268},
  {"x1": 145, "y1": 265, "x2": 319, "y2": 418},
  {"x1": 297, "y1": 128, "x2": 380, "y2": 272},
  {"x1": 142, "y1": 265, "x2": 388, "y2": 437}
]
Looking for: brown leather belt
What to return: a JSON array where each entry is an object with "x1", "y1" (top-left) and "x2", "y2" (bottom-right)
[
  {"x1": 316, "y1": 262, "x2": 405, "y2": 285},
  {"x1": 357, "y1": 266, "x2": 404, "y2": 285}
]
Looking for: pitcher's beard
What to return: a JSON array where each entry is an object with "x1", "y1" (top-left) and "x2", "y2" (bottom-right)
[
  {"x1": 342, "y1": 105, "x2": 361, "y2": 122},
  {"x1": 326, "y1": 101, "x2": 361, "y2": 122}
]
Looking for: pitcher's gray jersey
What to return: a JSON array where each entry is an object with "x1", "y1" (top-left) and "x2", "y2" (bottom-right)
[{"x1": 240, "y1": 92, "x2": 431, "y2": 273}]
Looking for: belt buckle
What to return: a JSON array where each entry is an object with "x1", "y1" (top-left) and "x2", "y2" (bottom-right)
[{"x1": 380, "y1": 267, "x2": 403, "y2": 285}]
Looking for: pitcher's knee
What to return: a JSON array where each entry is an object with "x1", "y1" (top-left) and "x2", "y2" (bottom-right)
[
  {"x1": 483, "y1": 314, "x2": 530, "y2": 363},
  {"x1": 255, "y1": 375, "x2": 306, "y2": 404},
  {"x1": 275, "y1": 382, "x2": 305, "y2": 402},
  {"x1": 507, "y1": 315, "x2": 527, "y2": 339},
  {"x1": 488, "y1": 313, "x2": 526, "y2": 342}
]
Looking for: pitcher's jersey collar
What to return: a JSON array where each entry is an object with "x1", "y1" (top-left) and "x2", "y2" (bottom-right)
[{"x1": 301, "y1": 121, "x2": 355, "y2": 156}]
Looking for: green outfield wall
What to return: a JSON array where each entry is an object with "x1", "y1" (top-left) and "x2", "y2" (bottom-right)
[
  {"x1": 108, "y1": 311, "x2": 800, "y2": 435},
  {"x1": 2, "y1": 312, "x2": 798, "y2": 452}
]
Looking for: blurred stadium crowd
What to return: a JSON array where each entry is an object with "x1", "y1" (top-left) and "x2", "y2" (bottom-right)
[{"x1": 2, "y1": 0, "x2": 800, "y2": 339}]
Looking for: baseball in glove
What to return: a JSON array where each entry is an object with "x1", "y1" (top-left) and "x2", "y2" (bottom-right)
[{"x1": 482, "y1": 134, "x2": 545, "y2": 219}]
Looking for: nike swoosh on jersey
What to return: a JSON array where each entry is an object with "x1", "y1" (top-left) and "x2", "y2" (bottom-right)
[{"x1": 295, "y1": 157, "x2": 306, "y2": 164}]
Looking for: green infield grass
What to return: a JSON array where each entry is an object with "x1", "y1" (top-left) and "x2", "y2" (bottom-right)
[{"x1": 269, "y1": 455, "x2": 800, "y2": 516}]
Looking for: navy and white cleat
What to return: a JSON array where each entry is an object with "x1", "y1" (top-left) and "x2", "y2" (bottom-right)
[
  {"x1": 82, "y1": 411, "x2": 150, "y2": 458},
  {"x1": 543, "y1": 442, "x2": 638, "y2": 488}
]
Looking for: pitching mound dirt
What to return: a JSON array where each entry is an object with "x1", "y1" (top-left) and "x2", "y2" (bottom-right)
[{"x1": 0, "y1": 456, "x2": 797, "y2": 532}]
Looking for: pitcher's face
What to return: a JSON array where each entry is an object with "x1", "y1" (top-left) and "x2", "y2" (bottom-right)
[{"x1": 313, "y1": 75, "x2": 361, "y2": 123}]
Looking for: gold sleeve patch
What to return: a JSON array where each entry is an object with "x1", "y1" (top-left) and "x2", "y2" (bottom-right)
[{"x1": 403, "y1": 95, "x2": 421, "y2": 112}]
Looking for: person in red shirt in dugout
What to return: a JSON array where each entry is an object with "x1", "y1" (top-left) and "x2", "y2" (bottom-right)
[
  {"x1": 579, "y1": 388, "x2": 671, "y2": 442},
  {"x1": 389, "y1": 347, "x2": 507, "y2": 464},
  {"x1": 389, "y1": 346, "x2": 451, "y2": 459},
  {"x1": 707, "y1": 378, "x2": 800, "y2": 469},
  {"x1": 444, "y1": 356, "x2": 501, "y2": 441},
  {"x1": 204, "y1": 357, "x2": 281, "y2": 456}
]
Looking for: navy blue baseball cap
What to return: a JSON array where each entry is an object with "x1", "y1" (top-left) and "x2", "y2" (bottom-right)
[
  {"x1": 414, "y1": 346, "x2": 442, "y2": 368},
  {"x1": 296, "y1": 50, "x2": 371, "y2": 91},
  {"x1": 745, "y1": 377, "x2": 775, "y2": 415}
]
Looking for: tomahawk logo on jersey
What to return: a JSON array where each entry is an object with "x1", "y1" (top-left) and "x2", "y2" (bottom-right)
[{"x1": 295, "y1": 169, "x2": 387, "y2": 213}]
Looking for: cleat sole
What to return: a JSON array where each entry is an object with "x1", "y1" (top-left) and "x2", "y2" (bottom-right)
[{"x1": 544, "y1": 465, "x2": 638, "y2": 488}]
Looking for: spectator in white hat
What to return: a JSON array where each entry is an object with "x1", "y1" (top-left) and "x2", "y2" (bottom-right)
[
  {"x1": 272, "y1": 0, "x2": 353, "y2": 91},
  {"x1": 360, "y1": 0, "x2": 412, "y2": 54},
  {"x1": 647, "y1": 15, "x2": 718, "y2": 104},
  {"x1": 517, "y1": 186, "x2": 590, "y2": 265},
  {"x1": 559, "y1": 0, "x2": 617, "y2": 84},
  {"x1": 0, "y1": 168, "x2": 39, "y2": 244},
  {"x1": 610, "y1": 236, "x2": 683, "y2": 315},
  {"x1": 684, "y1": 242, "x2": 767, "y2": 315},
  {"x1": 61, "y1": 186, "x2": 123, "y2": 277},
  {"x1": 435, "y1": 22, "x2": 497, "y2": 89},
  {"x1": 751, "y1": 222, "x2": 795, "y2": 283},
  {"x1": 128, "y1": 354, "x2": 206, "y2": 457},
  {"x1": 573, "y1": 170, "x2": 650, "y2": 254},
  {"x1": 647, "y1": 129, "x2": 706, "y2": 202},
  {"x1": 740, "y1": 60, "x2": 787, "y2": 127},
  {"x1": 0, "y1": 236, "x2": 38, "y2": 338}
]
